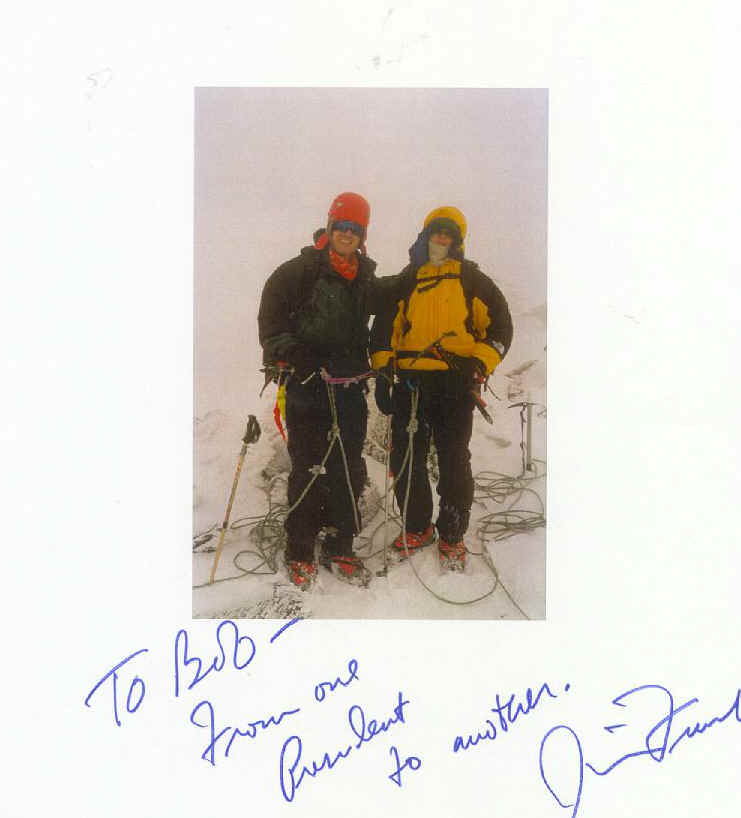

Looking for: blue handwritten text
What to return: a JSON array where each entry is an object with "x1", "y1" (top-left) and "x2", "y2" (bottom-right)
[
  {"x1": 84, "y1": 648, "x2": 148, "y2": 727},
  {"x1": 190, "y1": 698, "x2": 301, "y2": 765},
  {"x1": 453, "y1": 681, "x2": 563, "y2": 753},
  {"x1": 314, "y1": 658, "x2": 360, "y2": 702},
  {"x1": 174, "y1": 621, "x2": 256, "y2": 697}
]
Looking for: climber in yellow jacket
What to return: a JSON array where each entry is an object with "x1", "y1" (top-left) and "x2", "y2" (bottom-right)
[{"x1": 369, "y1": 206, "x2": 513, "y2": 571}]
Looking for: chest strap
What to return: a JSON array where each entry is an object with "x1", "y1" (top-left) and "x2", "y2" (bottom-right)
[{"x1": 416, "y1": 273, "x2": 462, "y2": 293}]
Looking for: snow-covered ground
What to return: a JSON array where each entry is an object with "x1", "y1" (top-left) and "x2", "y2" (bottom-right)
[{"x1": 192, "y1": 306, "x2": 546, "y2": 621}]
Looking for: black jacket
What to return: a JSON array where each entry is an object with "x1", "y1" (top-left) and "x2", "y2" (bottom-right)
[{"x1": 258, "y1": 245, "x2": 399, "y2": 377}]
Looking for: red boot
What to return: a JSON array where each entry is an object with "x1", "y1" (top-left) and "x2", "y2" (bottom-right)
[
  {"x1": 389, "y1": 525, "x2": 435, "y2": 562},
  {"x1": 285, "y1": 559, "x2": 318, "y2": 590},
  {"x1": 320, "y1": 554, "x2": 371, "y2": 587},
  {"x1": 438, "y1": 538, "x2": 466, "y2": 572}
]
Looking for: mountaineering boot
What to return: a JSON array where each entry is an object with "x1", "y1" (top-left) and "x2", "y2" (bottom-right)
[
  {"x1": 285, "y1": 559, "x2": 318, "y2": 590},
  {"x1": 389, "y1": 524, "x2": 436, "y2": 563},
  {"x1": 438, "y1": 538, "x2": 466, "y2": 572},
  {"x1": 319, "y1": 530, "x2": 371, "y2": 587},
  {"x1": 438, "y1": 538, "x2": 466, "y2": 571},
  {"x1": 320, "y1": 552, "x2": 372, "y2": 587}
]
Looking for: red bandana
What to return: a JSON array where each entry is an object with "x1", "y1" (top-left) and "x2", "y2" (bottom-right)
[{"x1": 328, "y1": 247, "x2": 358, "y2": 281}]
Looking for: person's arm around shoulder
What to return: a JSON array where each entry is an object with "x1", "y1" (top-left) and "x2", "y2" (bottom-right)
[{"x1": 369, "y1": 267, "x2": 410, "y2": 414}]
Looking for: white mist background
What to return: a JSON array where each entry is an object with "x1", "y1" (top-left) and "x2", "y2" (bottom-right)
[{"x1": 195, "y1": 88, "x2": 547, "y2": 416}]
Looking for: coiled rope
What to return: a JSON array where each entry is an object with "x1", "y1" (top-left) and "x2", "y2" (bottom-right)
[{"x1": 193, "y1": 375, "x2": 545, "y2": 617}]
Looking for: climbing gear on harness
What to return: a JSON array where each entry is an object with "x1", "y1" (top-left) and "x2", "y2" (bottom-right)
[
  {"x1": 274, "y1": 378, "x2": 288, "y2": 442},
  {"x1": 438, "y1": 538, "x2": 466, "y2": 572},
  {"x1": 427, "y1": 339, "x2": 494, "y2": 425},
  {"x1": 209, "y1": 415, "x2": 261, "y2": 584},
  {"x1": 260, "y1": 363, "x2": 290, "y2": 441},
  {"x1": 401, "y1": 333, "x2": 494, "y2": 424},
  {"x1": 403, "y1": 331, "x2": 457, "y2": 369}
]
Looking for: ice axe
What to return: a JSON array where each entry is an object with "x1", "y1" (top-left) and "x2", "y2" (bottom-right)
[
  {"x1": 428, "y1": 339, "x2": 494, "y2": 425},
  {"x1": 208, "y1": 415, "x2": 261, "y2": 584}
]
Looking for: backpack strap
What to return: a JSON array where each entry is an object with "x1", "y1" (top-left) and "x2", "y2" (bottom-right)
[{"x1": 416, "y1": 272, "x2": 462, "y2": 293}]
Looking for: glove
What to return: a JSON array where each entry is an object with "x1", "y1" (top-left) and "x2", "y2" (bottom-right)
[
  {"x1": 288, "y1": 345, "x2": 320, "y2": 380},
  {"x1": 374, "y1": 365, "x2": 394, "y2": 415}
]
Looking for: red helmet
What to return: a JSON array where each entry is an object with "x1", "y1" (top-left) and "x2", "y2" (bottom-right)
[{"x1": 328, "y1": 192, "x2": 370, "y2": 230}]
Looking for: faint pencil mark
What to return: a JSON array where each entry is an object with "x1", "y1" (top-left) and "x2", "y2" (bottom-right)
[
  {"x1": 371, "y1": 27, "x2": 430, "y2": 67},
  {"x1": 86, "y1": 68, "x2": 113, "y2": 101},
  {"x1": 607, "y1": 304, "x2": 639, "y2": 325}
]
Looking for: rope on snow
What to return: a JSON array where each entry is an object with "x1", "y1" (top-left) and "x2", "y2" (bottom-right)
[{"x1": 193, "y1": 374, "x2": 545, "y2": 617}]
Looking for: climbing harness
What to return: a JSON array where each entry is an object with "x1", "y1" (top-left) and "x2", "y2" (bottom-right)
[
  {"x1": 401, "y1": 332, "x2": 493, "y2": 424},
  {"x1": 319, "y1": 367, "x2": 374, "y2": 386}
]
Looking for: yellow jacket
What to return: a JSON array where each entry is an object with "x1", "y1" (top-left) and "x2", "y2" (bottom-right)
[{"x1": 370, "y1": 256, "x2": 513, "y2": 376}]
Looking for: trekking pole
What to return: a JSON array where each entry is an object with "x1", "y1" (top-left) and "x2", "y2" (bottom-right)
[{"x1": 208, "y1": 415, "x2": 261, "y2": 584}]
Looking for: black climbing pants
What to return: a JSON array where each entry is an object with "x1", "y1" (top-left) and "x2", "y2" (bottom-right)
[
  {"x1": 390, "y1": 372, "x2": 475, "y2": 542},
  {"x1": 284, "y1": 377, "x2": 368, "y2": 562}
]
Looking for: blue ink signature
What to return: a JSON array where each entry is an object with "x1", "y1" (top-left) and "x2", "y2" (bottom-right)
[
  {"x1": 279, "y1": 691, "x2": 411, "y2": 802},
  {"x1": 84, "y1": 648, "x2": 148, "y2": 726},
  {"x1": 314, "y1": 658, "x2": 360, "y2": 702},
  {"x1": 539, "y1": 684, "x2": 741, "y2": 817},
  {"x1": 388, "y1": 745, "x2": 422, "y2": 787},
  {"x1": 453, "y1": 682, "x2": 564, "y2": 752},
  {"x1": 174, "y1": 621, "x2": 256, "y2": 697},
  {"x1": 270, "y1": 617, "x2": 301, "y2": 643},
  {"x1": 190, "y1": 698, "x2": 301, "y2": 765}
]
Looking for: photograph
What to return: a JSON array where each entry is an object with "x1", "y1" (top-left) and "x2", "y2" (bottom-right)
[{"x1": 192, "y1": 87, "x2": 548, "y2": 620}]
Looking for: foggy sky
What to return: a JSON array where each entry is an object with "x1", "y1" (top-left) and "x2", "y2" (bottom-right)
[{"x1": 195, "y1": 87, "x2": 547, "y2": 415}]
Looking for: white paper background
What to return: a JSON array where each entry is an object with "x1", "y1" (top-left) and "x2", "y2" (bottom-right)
[{"x1": 3, "y1": 1, "x2": 739, "y2": 816}]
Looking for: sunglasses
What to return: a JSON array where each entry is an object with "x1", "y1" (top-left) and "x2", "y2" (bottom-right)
[{"x1": 332, "y1": 220, "x2": 364, "y2": 237}]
